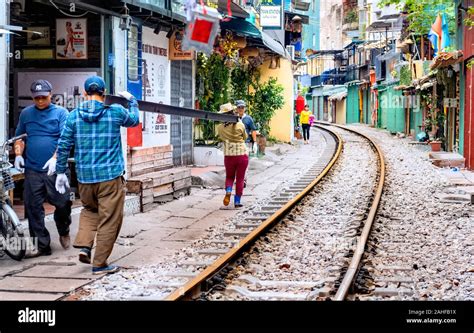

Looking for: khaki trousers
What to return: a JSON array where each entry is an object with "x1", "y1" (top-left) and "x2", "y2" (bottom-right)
[{"x1": 74, "y1": 176, "x2": 125, "y2": 267}]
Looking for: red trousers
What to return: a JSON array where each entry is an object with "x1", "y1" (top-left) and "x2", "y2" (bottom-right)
[{"x1": 224, "y1": 155, "x2": 249, "y2": 196}]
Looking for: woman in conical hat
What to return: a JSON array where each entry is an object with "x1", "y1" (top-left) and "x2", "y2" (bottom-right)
[{"x1": 216, "y1": 103, "x2": 248, "y2": 208}]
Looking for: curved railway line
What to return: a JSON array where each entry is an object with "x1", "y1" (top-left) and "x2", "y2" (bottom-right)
[{"x1": 164, "y1": 124, "x2": 386, "y2": 301}]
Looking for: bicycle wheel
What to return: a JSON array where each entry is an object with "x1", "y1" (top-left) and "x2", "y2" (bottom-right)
[{"x1": 0, "y1": 204, "x2": 26, "y2": 261}]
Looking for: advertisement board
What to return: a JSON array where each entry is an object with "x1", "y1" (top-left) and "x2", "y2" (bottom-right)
[
  {"x1": 16, "y1": 70, "x2": 99, "y2": 112},
  {"x1": 142, "y1": 27, "x2": 171, "y2": 147},
  {"x1": 260, "y1": 0, "x2": 282, "y2": 29},
  {"x1": 56, "y1": 18, "x2": 87, "y2": 60}
]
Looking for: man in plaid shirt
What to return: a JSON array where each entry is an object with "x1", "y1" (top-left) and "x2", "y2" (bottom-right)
[{"x1": 55, "y1": 76, "x2": 139, "y2": 275}]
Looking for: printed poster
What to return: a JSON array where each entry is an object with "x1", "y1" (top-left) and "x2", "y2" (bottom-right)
[
  {"x1": 27, "y1": 26, "x2": 50, "y2": 46},
  {"x1": 142, "y1": 27, "x2": 171, "y2": 147},
  {"x1": 56, "y1": 18, "x2": 87, "y2": 60}
]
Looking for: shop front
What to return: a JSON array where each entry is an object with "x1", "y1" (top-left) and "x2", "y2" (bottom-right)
[{"x1": 10, "y1": 2, "x2": 104, "y2": 136}]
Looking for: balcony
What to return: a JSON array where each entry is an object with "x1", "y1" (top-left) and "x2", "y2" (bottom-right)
[
  {"x1": 345, "y1": 65, "x2": 359, "y2": 82},
  {"x1": 311, "y1": 75, "x2": 322, "y2": 87},
  {"x1": 322, "y1": 69, "x2": 347, "y2": 85},
  {"x1": 311, "y1": 69, "x2": 348, "y2": 87},
  {"x1": 342, "y1": 21, "x2": 359, "y2": 32},
  {"x1": 343, "y1": 8, "x2": 358, "y2": 32}
]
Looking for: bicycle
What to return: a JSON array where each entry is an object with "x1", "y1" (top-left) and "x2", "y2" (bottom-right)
[{"x1": 0, "y1": 133, "x2": 27, "y2": 261}]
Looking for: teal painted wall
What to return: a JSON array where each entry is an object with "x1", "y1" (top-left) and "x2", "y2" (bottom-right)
[
  {"x1": 379, "y1": 89, "x2": 388, "y2": 129},
  {"x1": 410, "y1": 101, "x2": 424, "y2": 136},
  {"x1": 388, "y1": 87, "x2": 405, "y2": 133},
  {"x1": 346, "y1": 85, "x2": 359, "y2": 124},
  {"x1": 319, "y1": 97, "x2": 324, "y2": 120},
  {"x1": 378, "y1": 85, "x2": 405, "y2": 133}
]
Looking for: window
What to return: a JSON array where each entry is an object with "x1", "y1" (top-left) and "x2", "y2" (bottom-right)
[{"x1": 313, "y1": 33, "x2": 316, "y2": 48}]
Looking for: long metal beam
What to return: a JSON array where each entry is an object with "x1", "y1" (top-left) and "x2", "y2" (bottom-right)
[{"x1": 105, "y1": 95, "x2": 239, "y2": 123}]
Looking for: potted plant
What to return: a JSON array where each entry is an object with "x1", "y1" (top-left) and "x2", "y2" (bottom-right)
[
  {"x1": 250, "y1": 77, "x2": 285, "y2": 155},
  {"x1": 425, "y1": 110, "x2": 445, "y2": 152},
  {"x1": 429, "y1": 138, "x2": 442, "y2": 152}
]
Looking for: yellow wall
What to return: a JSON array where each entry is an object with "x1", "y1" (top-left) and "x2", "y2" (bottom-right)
[
  {"x1": 258, "y1": 57, "x2": 294, "y2": 142},
  {"x1": 335, "y1": 99, "x2": 346, "y2": 124}
]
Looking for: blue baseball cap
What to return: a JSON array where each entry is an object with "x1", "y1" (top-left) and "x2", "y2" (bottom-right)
[
  {"x1": 84, "y1": 75, "x2": 105, "y2": 94},
  {"x1": 235, "y1": 100, "x2": 246, "y2": 108},
  {"x1": 30, "y1": 80, "x2": 53, "y2": 98}
]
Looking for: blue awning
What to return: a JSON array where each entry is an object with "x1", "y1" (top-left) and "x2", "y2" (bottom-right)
[
  {"x1": 220, "y1": 18, "x2": 288, "y2": 58},
  {"x1": 261, "y1": 31, "x2": 288, "y2": 58},
  {"x1": 220, "y1": 18, "x2": 260, "y2": 39}
]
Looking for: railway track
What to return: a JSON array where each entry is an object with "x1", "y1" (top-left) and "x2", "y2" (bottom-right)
[{"x1": 164, "y1": 124, "x2": 386, "y2": 301}]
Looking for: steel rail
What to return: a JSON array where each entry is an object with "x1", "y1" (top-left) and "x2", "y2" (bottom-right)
[
  {"x1": 166, "y1": 125, "x2": 343, "y2": 300},
  {"x1": 327, "y1": 123, "x2": 386, "y2": 301},
  {"x1": 104, "y1": 95, "x2": 239, "y2": 123}
]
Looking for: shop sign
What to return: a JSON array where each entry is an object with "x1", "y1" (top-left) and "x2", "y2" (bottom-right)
[
  {"x1": 169, "y1": 30, "x2": 194, "y2": 60},
  {"x1": 443, "y1": 98, "x2": 458, "y2": 108},
  {"x1": 56, "y1": 18, "x2": 87, "y2": 60},
  {"x1": 260, "y1": 0, "x2": 282, "y2": 29},
  {"x1": 22, "y1": 49, "x2": 54, "y2": 60}
]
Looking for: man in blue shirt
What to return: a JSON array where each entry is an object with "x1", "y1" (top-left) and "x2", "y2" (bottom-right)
[
  {"x1": 55, "y1": 76, "x2": 139, "y2": 275},
  {"x1": 235, "y1": 100, "x2": 257, "y2": 154},
  {"x1": 14, "y1": 80, "x2": 72, "y2": 258},
  {"x1": 235, "y1": 100, "x2": 257, "y2": 188}
]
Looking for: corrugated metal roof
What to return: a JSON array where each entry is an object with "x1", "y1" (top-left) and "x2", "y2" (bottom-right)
[
  {"x1": 328, "y1": 91, "x2": 347, "y2": 101},
  {"x1": 430, "y1": 50, "x2": 464, "y2": 70}
]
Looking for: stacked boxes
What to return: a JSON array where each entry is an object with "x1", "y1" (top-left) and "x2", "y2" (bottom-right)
[
  {"x1": 126, "y1": 167, "x2": 192, "y2": 212},
  {"x1": 127, "y1": 145, "x2": 174, "y2": 178}
]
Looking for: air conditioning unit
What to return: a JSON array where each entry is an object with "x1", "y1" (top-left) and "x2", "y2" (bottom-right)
[
  {"x1": 286, "y1": 45, "x2": 295, "y2": 60},
  {"x1": 292, "y1": 0, "x2": 311, "y2": 11}
]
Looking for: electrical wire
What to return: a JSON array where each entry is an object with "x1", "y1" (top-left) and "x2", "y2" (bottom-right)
[{"x1": 49, "y1": 0, "x2": 90, "y2": 18}]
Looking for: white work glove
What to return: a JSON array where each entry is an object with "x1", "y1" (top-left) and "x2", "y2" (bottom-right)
[
  {"x1": 252, "y1": 142, "x2": 258, "y2": 155},
  {"x1": 14, "y1": 156, "x2": 24, "y2": 171},
  {"x1": 117, "y1": 91, "x2": 134, "y2": 101},
  {"x1": 55, "y1": 173, "x2": 70, "y2": 194},
  {"x1": 42, "y1": 157, "x2": 57, "y2": 176}
]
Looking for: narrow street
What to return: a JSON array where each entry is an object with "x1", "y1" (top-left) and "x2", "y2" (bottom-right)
[{"x1": 0, "y1": 133, "x2": 326, "y2": 300}]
